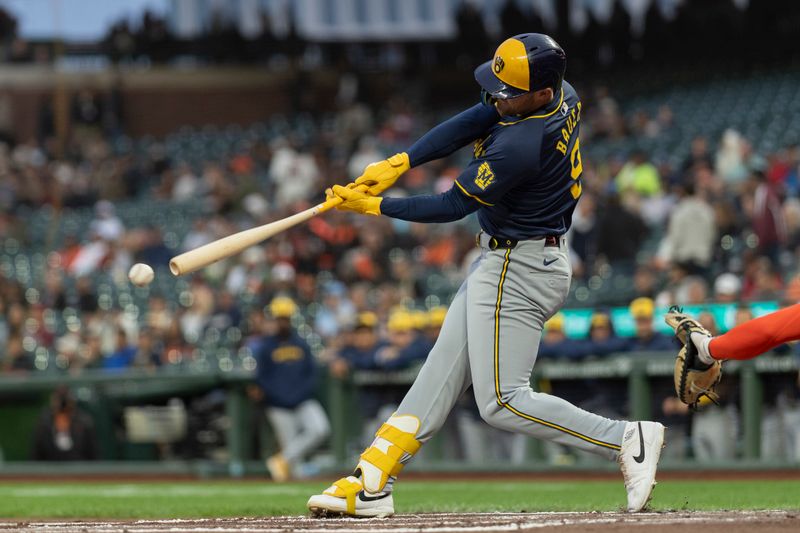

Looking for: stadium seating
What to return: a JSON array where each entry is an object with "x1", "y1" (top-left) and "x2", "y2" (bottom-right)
[{"x1": 9, "y1": 71, "x2": 800, "y2": 371}]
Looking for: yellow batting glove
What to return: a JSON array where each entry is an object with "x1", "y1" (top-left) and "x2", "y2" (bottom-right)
[
  {"x1": 354, "y1": 152, "x2": 410, "y2": 195},
  {"x1": 331, "y1": 184, "x2": 383, "y2": 216}
]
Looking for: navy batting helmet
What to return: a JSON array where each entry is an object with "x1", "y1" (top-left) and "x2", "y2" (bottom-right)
[{"x1": 475, "y1": 33, "x2": 566, "y2": 100}]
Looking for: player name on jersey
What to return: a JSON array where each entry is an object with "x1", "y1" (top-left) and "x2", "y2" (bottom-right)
[{"x1": 556, "y1": 101, "x2": 582, "y2": 156}]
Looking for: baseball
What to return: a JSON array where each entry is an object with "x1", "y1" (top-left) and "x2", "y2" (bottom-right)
[{"x1": 128, "y1": 263, "x2": 155, "y2": 286}]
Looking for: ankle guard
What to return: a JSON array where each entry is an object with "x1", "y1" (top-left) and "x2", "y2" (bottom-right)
[{"x1": 357, "y1": 415, "x2": 421, "y2": 493}]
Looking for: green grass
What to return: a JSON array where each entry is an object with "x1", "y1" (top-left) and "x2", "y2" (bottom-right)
[{"x1": 0, "y1": 480, "x2": 798, "y2": 518}]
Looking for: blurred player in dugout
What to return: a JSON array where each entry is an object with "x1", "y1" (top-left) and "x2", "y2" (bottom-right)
[{"x1": 249, "y1": 297, "x2": 331, "y2": 481}]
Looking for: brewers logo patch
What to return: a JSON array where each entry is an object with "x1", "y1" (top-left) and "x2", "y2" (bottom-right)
[
  {"x1": 493, "y1": 56, "x2": 505, "y2": 73},
  {"x1": 474, "y1": 161, "x2": 495, "y2": 190}
]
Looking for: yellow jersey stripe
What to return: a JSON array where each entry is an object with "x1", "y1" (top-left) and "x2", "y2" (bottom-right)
[
  {"x1": 498, "y1": 88, "x2": 565, "y2": 126},
  {"x1": 492, "y1": 248, "x2": 622, "y2": 452},
  {"x1": 454, "y1": 179, "x2": 494, "y2": 206}
]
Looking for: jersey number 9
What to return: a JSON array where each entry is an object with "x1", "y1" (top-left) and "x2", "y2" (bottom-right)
[{"x1": 570, "y1": 138, "x2": 583, "y2": 199}]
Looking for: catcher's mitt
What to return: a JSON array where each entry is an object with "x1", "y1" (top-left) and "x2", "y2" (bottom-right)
[{"x1": 665, "y1": 307, "x2": 722, "y2": 408}]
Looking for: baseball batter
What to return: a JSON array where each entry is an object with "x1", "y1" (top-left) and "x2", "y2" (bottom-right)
[{"x1": 308, "y1": 33, "x2": 664, "y2": 517}]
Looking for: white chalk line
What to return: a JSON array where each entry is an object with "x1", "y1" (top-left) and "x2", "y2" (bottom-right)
[{"x1": 6, "y1": 511, "x2": 796, "y2": 532}]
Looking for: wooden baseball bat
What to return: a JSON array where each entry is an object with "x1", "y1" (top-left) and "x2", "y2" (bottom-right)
[{"x1": 169, "y1": 186, "x2": 366, "y2": 276}]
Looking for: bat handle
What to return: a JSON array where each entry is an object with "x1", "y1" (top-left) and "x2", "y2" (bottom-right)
[{"x1": 315, "y1": 184, "x2": 370, "y2": 214}]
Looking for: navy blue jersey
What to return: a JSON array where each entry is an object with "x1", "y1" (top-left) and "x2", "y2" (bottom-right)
[
  {"x1": 254, "y1": 333, "x2": 316, "y2": 409},
  {"x1": 454, "y1": 81, "x2": 583, "y2": 240}
]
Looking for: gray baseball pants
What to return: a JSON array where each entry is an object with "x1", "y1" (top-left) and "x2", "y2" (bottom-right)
[
  {"x1": 267, "y1": 399, "x2": 330, "y2": 464},
  {"x1": 394, "y1": 234, "x2": 626, "y2": 465}
]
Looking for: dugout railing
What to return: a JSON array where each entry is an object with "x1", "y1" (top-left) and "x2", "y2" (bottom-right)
[{"x1": 0, "y1": 351, "x2": 797, "y2": 476}]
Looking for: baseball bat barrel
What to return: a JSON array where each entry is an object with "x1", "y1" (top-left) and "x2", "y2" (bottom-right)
[{"x1": 168, "y1": 186, "x2": 362, "y2": 276}]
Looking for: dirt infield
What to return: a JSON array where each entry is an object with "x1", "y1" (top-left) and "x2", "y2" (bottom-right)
[{"x1": 2, "y1": 511, "x2": 797, "y2": 533}]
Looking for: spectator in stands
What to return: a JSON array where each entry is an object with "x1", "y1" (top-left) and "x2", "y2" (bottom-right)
[
  {"x1": 138, "y1": 226, "x2": 172, "y2": 269},
  {"x1": 538, "y1": 313, "x2": 585, "y2": 360},
  {"x1": 54, "y1": 331, "x2": 80, "y2": 372},
  {"x1": 314, "y1": 281, "x2": 356, "y2": 340},
  {"x1": 41, "y1": 270, "x2": 67, "y2": 311},
  {"x1": 77, "y1": 333, "x2": 104, "y2": 371},
  {"x1": 104, "y1": 327, "x2": 136, "y2": 370},
  {"x1": 225, "y1": 246, "x2": 268, "y2": 297},
  {"x1": 615, "y1": 150, "x2": 662, "y2": 197},
  {"x1": 73, "y1": 277, "x2": 99, "y2": 314},
  {"x1": 374, "y1": 311, "x2": 428, "y2": 370},
  {"x1": 181, "y1": 219, "x2": 214, "y2": 253},
  {"x1": 595, "y1": 193, "x2": 649, "y2": 270},
  {"x1": 586, "y1": 312, "x2": 627, "y2": 356},
  {"x1": 201, "y1": 162, "x2": 236, "y2": 213},
  {"x1": 625, "y1": 298, "x2": 674, "y2": 352},
  {"x1": 171, "y1": 163, "x2": 201, "y2": 202},
  {"x1": 208, "y1": 291, "x2": 242, "y2": 332},
  {"x1": 538, "y1": 313, "x2": 567, "y2": 359},
  {"x1": 268, "y1": 262, "x2": 297, "y2": 298},
  {"x1": 251, "y1": 297, "x2": 330, "y2": 481},
  {"x1": 132, "y1": 327, "x2": 162, "y2": 369},
  {"x1": 1, "y1": 334, "x2": 33, "y2": 373},
  {"x1": 2, "y1": 300, "x2": 24, "y2": 340},
  {"x1": 179, "y1": 277, "x2": 214, "y2": 342},
  {"x1": 632, "y1": 266, "x2": 658, "y2": 300},
  {"x1": 162, "y1": 319, "x2": 190, "y2": 365},
  {"x1": 329, "y1": 312, "x2": 382, "y2": 377},
  {"x1": 656, "y1": 181, "x2": 716, "y2": 276},
  {"x1": 57, "y1": 235, "x2": 83, "y2": 272},
  {"x1": 146, "y1": 295, "x2": 173, "y2": 335},
  {"x1": 89, "y1": 200, "x2": 124, "y2": 242},
  {"x1": 696, "y1": 312, "x2": 718, "y2": 336},
  {"x1": 714, "y1": 273, "x2": 742, "y2": 303},
  {"x1": 750, "y1": 170, "x2": 787, "y2": 263},
  {"x1": 32, "y1": 386, "x2": 98, "y2": 461},
  {"x1": 742, "y1": 256, "x2": 784, "y2": 301},
  {"x1": 269, "y1": 138, "x2": 320, "y2": 206},
  {"x1": 682, "y1": 136, "x2": 714, "y2": 173},
  {"x1": 424, "y1": 307, "x2": 447, "y2": 347},
  {"x1": 715, "y1": 129, "x2": 750, "y2": 185},
  {"x1": 678, "y1": 276, "x2": 709, "y2": 305},
  {"x1": 69, "y1": 231, "x2": 110, "y2": 277}
]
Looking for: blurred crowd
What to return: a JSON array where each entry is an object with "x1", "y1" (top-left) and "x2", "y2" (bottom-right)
[
  {"x1": 2, "y1": 50, "x2": 800, "y2": 465},
  {"x1": 3, "y1": 78, "x2": 800, "y2": 378}
]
